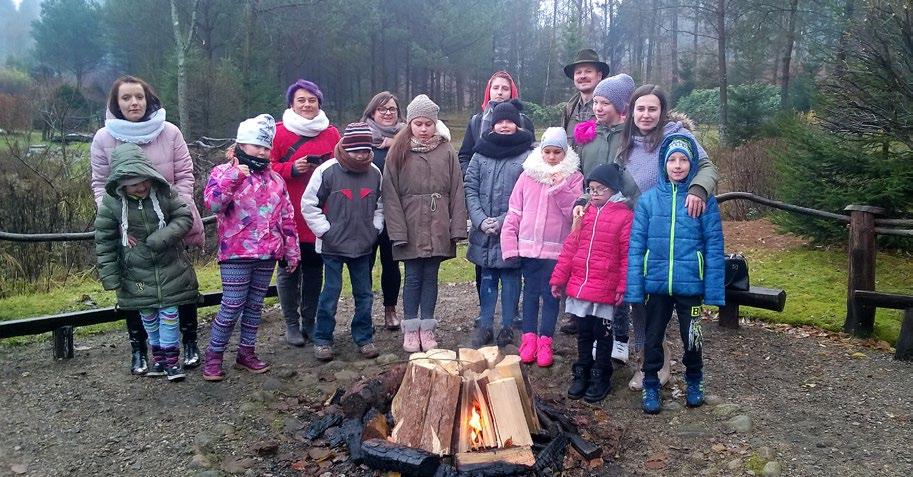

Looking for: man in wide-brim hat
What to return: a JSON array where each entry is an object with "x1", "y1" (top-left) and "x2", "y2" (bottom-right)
[{"x1": 561, "y1": 48, "x2": 611, "y2": 146}]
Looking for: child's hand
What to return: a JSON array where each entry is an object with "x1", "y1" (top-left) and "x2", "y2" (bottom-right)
[
  {"x1": 126, "y1": 235, "x2": 138, "y2": 248},
  {"x1": 284, "y1": 260, "x2": 298, "y2": 274},
  {"x1": 549, "y1": 172, "x2": 565, "y2": 185},
  {"x1": 573, "y1": 204, "x2": 587, "y2": 220},
  {"x1": 550, "y1": 285, "x2": 563, "y2": 299},
  {"x1": 614, "y1": 292, "x2": 624, "y2": 306},
  {"x1": 236, "y1": 163, "x2": 250, "y2": 177},
  {"x1": 293, "y1": 158, "x2": 315, "y2": 175}
]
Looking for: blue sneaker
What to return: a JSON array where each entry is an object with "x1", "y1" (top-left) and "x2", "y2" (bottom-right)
[
  {"x1": 686, "y1": 377, "x2": 705, "y2": 408},
  {"x1": 642, "y1": 385, "x2": 662, "y2": 414}
]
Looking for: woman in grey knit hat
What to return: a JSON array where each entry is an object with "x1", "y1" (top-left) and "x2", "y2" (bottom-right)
[{"x1": 381, "y1": 95, "x2": 469, "y2": 353}]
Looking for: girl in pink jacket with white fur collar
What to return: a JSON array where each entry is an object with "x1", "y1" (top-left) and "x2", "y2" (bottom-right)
[{"x1": 501, "y1": 127, "x2": 583, "y2": 367}]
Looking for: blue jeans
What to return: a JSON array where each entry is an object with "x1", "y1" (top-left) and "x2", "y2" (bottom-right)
[
  {"x1": 478, "y1": 267, "x2": 521, "y2": 329},
  {"x1": 521, "y1": 258, "x2": 559, "y2": 336},
  {"x1": 313, "y1": 254, "x2": 374, "y2": 346},
  {"x1": 402, "y1": 257, "x2": 443, "y2": 321}
]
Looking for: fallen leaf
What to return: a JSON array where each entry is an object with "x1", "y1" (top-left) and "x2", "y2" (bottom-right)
[
  {"x1": 644, "y1": 453, "x2": 668, "y2": 470},
  {"x1": 711, "y1": 443, "x2": 727, "y2": 453},
  {"x1": 290, "y1": 460, "x2": 308, "y2": 471}
]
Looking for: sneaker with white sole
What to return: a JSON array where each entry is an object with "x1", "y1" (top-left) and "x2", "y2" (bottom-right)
[{"x1": 611, "y1": 340, "x2": 630, "y2": 363}]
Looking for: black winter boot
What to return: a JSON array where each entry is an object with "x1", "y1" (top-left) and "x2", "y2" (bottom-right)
[
  {"x1": 584, "y1": 366, "x2": 613, "y2": 403},
  {"x1": 179, "y1": 303, "x2": 200, "y2": 368},
  {"x1": 567, "y1": 364, "x2": 591, "y2": 400},
  {"x1": 130, "y1": 339, "x2": 148, "y2": 375}
]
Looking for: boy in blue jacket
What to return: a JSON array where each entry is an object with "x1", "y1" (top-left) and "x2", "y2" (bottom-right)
[{"x1": 625, "y1": 133, "x2": 725, "y2": 414}]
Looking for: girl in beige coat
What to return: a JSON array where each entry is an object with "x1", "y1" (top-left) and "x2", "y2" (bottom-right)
[{"x1": 382, "y1": 95, "x2": 468, "y2": 352}]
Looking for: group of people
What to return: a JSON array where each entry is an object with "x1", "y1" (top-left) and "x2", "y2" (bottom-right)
[{"x1": 90, "y1": 48, "x2": 725, "y2": 414}]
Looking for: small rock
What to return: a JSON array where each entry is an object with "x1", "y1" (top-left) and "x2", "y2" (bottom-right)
[
  {"x1": 713, "y1": 403, "x2": 741, "y2": 418},
  {"x1": 690, "y1": 451, "x2": 706, "y2": 461},
  {"x1": 190, "y1": 454, "x2": 212, "y2": 469},
  {"x1": 195, "y1": 432, "x2": 216, "y2": 450},
  {"x1": 240, "y1": 402, "x2": 259, "y2": 413},
  {"x1": 283, "y1": 417, "x2": 304, "y2": 433},
  {"x1": 850, "y1": 352, "x2": 866, "y2": 359},
  {"x1": 334, "y1": 369, "x2": 359, "y2": 382},
  {"x1": 376, "y1": 353, "x2": 399, "y2": 365},
  {"x1": 308, "y1": 447, "x2": 333, "y2": 461},
  {"x1": 319, "y1": 472, "x2": 332, "y2": 477},
  {"x1": 221, "y1": 457, "x2": 255, "y2": 474},
  {"x1": 214, "y1": 423, "x2": 236, "y2": 436},
  {"x1": 249, "y1": 390, "x2": 273, "y2": 402},
  {"x1": 758, "y1": 446, "x2": 775, "y2": 460},
  {"x1": 725, "y1": 415, "x2": 753, "y2": 433},
  {"x1": 262, "y1": 377, "x2": 282, "y2": 391},
  {"x1": 323, "y1": 360, "x2": 347, "y2": 372},
  {"x1": 762, "y1": 461, "x2": 783, "y2": 477},
  {"x1": 704, "y1": 394, "x2": 723, "y2": 406},
  {"x1": 248, "y1": 440, "x2": 279, "y2": 456},
  {"x1": 276, "y1": 367, "x2": 297, "y2": 379},
  {"x1": 727, "y1": 458, "x2": 742, "y2": 471},
  {"x1": 10, "y1": 464, "x2": 27, "y2": 475}
]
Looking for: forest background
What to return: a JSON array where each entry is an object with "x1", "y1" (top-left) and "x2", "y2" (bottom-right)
[{"x1": 0, "y1": 0, "x2": 911, "y2": 342}]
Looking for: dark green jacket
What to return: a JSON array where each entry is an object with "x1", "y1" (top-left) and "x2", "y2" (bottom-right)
[{"x1": 95, "y1": 144, "x2": 199, "y2": 310}]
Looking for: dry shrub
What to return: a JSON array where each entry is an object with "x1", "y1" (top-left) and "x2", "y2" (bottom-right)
[{"x1": 712, "y1": 138, "x2": 781, "y2": 220}]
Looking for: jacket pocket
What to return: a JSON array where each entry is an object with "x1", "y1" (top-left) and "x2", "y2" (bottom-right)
[{"x1": 696, "y1": 251, "x2": 704, "y2": 280}]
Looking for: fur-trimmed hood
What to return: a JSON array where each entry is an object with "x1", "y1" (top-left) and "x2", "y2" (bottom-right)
[
  {"x1": 667, "y1": 111, "x2": 697, "y2": 132},
  {"x1": 522, "y1": 146, "x2": 581, "y2": 184}
]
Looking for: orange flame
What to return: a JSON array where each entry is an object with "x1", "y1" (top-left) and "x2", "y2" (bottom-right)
[{"x1": 469, "y1": 403, "x2": 483, "y2": 447}]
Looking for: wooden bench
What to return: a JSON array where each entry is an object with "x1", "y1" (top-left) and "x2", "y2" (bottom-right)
[
  {"x1": 853, "y1": 290, "x2": 913, "y2": 361},
  {"x1": 718, "y1": 286, "x2": 787, "y2": 328}
]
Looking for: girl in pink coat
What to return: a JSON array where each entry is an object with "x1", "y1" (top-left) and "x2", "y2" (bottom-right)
[
  {"x1": 550, "y1": 163, "x2": 632, "y2": 403},
  {"x1": 201, "y1": 114, "x2": 300, "y2": 381},
  {"x1": 501, "y1": 127, "x2": 583, "y2": 367}
]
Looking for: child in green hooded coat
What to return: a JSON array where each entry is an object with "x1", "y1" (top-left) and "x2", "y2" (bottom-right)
[{"x1": 95, "y1": 143, "x2": 200, "y2": 381}]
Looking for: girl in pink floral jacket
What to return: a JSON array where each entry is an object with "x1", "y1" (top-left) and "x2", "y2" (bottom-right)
[{"x1": 201, "y1": 114, "x2": 300, "y2": 381}]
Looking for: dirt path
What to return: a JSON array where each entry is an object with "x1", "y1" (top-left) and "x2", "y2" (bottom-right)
[{"x1": 2, "y1": 220, "x2": 911, "y2": 476}]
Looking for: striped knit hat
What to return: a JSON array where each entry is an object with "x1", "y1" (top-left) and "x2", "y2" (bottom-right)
[{"x1": 340, "y1": 122, "x2": 374, "y2": 152}]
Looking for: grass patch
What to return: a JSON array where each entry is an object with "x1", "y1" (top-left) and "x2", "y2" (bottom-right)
[{"x1": 732, "y1": 246, "x2": 913, "y2": 344}]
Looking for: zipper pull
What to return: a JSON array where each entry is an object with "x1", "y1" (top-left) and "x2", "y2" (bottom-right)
[{"x1": 137, "y1": 200, "x2": 143, "y2": 210}]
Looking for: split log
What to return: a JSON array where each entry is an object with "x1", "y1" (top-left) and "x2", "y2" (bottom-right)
[
  {"x1": 391, "y1": 358, "x2": 437, "y2": 448},
  {"x1": 340, "y1": 363, "x2": 407, "y2": 419},
  {"x1": 485, "y1": 378, "x2": 533, "y2": 447},
  {"x1": 458, "y1": 348, "x2": 488, "y2": 374},
  {"x1": 478, "y1": 346, "x2": 503, "y2": 368},
  {"x1": 493, "y1": 356, "x2": 540, "y2": 434},
  {"x1": 418, "y1": 369, "x2": 461, "y2": 455},
  {"x1": 455, "y1": 446, "x2": 535, "y2": 470},
  {"x1": 361, "y1": 438, "x2": 441, "y2": 477},
  {"x1": 536, "y1": 402, "x2": 578, "y2": 434},
  {"x1": 304, "y1": 412, "x2": 343, "y2": 440}
]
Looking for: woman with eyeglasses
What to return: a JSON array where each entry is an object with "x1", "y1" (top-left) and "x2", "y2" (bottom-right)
[
  {"x1": 614, "y1": 84, "x2": 719, "y2": 392},
  {"x1": 360, "y1": 92, "x2": 406, "y2": 330},
  {"x1": 270, "y1": 79, "x2": 341, "y2": 348}
]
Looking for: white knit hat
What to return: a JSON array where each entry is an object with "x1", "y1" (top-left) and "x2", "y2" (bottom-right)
[
  {"x1": 540, "y1": 127, "x2": 569, "y2": 151},
  {"x1": 236, "y1": 114, "x2": 276, "y2": 148}
]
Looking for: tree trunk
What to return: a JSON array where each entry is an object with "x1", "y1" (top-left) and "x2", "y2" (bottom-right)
[
  {"x1": 693, "y1": 4, "x2": 700, "y2": 67},
  {"x1": 779, "y1": 0, "x2": 799, "y2": 109},
  {"x1": 716, "y1": 0, "x2": 728, "y2": 143},
  {"x1": 671, "y1": 0, "x2": 679, "y2": 84},
  {"x1": 542, "y1": 0, "x2": 558, "y2": 104},
  {"x1": 170, "y1": 0, "x2": 199, "y2": 137},
  {"x1": 834, "y1": 0, "x2": 856, "y2": 78},
  {"x1": 242, "y1": 0, "x2": 258, "y2": 116}
]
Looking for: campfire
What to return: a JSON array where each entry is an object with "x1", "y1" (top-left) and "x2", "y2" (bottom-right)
[
  {"x1": 390, "y1": 347, "x2": 538, "y2": 467},
  {"x1": 303, "y1": 346, "x2": 606, "y2": 476}
]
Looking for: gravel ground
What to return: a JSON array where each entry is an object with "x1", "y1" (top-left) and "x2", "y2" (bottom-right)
[
  {"x1": 1, "y1": 278, "x2": 911, "y2": 477},
  {"x1": 1, "y1": 220, "x2": 910, "y2": 476}
]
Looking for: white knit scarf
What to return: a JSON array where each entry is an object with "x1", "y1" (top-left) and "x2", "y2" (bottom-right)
[
  {"x1": 105, "y1": 109, "x2": 167, "y2": 145},
  {"x1": 282, "y1": 108, "x2": 330, "y2": 137},
  {"x1": 120, "y1": 189, "x2": 166, "y2": 247}
]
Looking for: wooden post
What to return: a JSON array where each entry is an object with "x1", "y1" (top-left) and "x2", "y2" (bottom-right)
[
  {"x1": 895, "y1": 309, "x2": 913, "y2": 361},
  {"x1": 53, "y1": 326, "x2": 74, "y2": 360},
  {"x1": 718, "y1": 304, "x2": 740, "y2": 328},
  {"x1": 843, "y1": 205, "x2": 884, "y2": 337}
]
